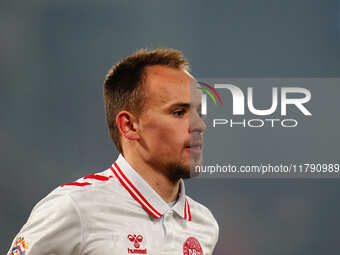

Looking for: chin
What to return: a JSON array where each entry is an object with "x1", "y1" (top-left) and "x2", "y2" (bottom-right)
[
  {"x1": 191, "y1": 152, "x2": 203, "y2": 165},
  {"x1": 189, "y1": 159, "x2": 202, "y2": 178},
  {"x1": 164, "y1": 161, "x2": 191, "y2": 182},
  {"x1": 161, "y1": 152, "x2": 203, "y2": 182}
]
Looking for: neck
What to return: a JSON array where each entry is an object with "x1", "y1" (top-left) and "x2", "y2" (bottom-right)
[{"x1": 123, "y1": 151, "x2": 180, "y2": 203}]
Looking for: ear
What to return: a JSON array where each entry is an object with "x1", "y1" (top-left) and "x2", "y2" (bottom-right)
[{"x1": 116, "y1": 111, "x2": 140, "y2": 140}]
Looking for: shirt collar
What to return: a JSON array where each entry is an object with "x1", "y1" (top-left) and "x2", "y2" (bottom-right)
[{"x1": 110, "y1": 154, "x2": 191, "y2": 221}]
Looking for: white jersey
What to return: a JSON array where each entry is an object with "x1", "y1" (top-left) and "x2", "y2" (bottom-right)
[{"x1": 7, "y1": 154, "x2": 219, "y2": 255}]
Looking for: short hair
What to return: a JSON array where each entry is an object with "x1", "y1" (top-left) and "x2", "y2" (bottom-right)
[{"x1": 103, "y1": 48, "x2": 190, "y2": 153}]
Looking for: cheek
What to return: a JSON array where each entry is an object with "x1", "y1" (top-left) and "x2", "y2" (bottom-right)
[
  {"x1": 142, "y1": 120, "x2": 187, "y2": 149},
  {"x1": 151, "y1": 125, "x2": 179, "y2": 142}
]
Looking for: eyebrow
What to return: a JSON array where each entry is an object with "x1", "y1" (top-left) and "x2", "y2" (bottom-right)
[
  {"x1": 167, "y1": 102, "x2": 202, "y2": 110},
  {"x1": 169, "y1": 103, "x2": 191, "y2": 108}
]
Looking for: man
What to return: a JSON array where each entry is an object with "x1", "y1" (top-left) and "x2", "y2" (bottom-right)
[{"x1": 7, "y1": 48, "x2": 219, "y2": 255}]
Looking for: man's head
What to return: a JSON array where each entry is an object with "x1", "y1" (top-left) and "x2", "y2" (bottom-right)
[{"x1": 103, "y1": 48, "x2": 205, "y2": 181}]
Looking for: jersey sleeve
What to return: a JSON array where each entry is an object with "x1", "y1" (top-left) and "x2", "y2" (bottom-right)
[
  {"x1": 204, "y1": 206, "x2": 219, "y2": 253},
  {"x1": 211, "y1": 215, "x2": 219, "y2": 252},
  {"x1": 7, "y1": 193, "x2": 83, "y2": 255}
]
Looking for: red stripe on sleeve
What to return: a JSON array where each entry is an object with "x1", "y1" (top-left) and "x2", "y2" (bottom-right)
[
  {"x1": 61, "y1": 182, "x2": 92, "y2": 187},
  {"x1": 83, "y1": 174, "x2": 111, "y2": 181}
]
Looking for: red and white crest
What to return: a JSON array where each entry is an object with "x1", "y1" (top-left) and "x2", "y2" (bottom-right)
[{"x1": 183, "y1": 237, "x2": 203, "y2": 255}]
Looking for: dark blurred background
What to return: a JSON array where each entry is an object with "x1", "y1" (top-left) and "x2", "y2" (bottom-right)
[{"x1": 1, "y1": 0, "x2": 340, "y2": 254}]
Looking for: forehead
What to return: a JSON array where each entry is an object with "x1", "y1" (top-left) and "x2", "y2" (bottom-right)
[{"x1": 143, "y1": 65, "x2": 201, "y2": 106}]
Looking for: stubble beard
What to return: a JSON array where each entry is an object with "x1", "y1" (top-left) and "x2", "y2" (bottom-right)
[{"x1": 161, "y1": 153, "x2": 203, "y2": 183}]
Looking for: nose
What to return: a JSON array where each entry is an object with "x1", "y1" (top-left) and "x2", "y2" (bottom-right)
[{"x1": 190, "y1": 111, "x2": 206, "y2": 134}]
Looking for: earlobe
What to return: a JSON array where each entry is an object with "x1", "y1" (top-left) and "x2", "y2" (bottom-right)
[{"x1": 116, "y1": 111, "x2": 140, "y2": 140}]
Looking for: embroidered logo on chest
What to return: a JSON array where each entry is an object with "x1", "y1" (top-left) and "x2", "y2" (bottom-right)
[
  {"x1": 183, "y1": 237, "x2": 203, "y2": 255},
  {"x1": 127, "y1": 234, "x2": 147, "y2": 254}
]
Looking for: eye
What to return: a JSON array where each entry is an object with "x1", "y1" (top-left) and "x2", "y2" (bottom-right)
[{"x1": 173, "y1": 109, "x2": 185, "y2": 117}]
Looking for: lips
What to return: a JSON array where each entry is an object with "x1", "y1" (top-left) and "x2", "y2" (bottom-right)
[{"x1": 185, "y1": 142, "x2": 203, "y2": 154}]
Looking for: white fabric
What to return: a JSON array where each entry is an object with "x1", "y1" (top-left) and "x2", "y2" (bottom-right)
[
  {"x1": 7, "y1": 154, "x2": 219, "y2": 255},
  {"x1": 167, "y1": 200, "x2": 177, "y2": 208}
]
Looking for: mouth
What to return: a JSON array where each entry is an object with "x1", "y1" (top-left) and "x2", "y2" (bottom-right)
[{"x1": 185, "y1": 143, "x2": 202, "y2": 154}]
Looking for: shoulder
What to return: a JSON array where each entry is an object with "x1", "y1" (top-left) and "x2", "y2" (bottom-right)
[
  {"x1": 29, "y1": 168, "x2": 122, "y2": 221},
  {"x1": 8, "y1": 184, "x2": 86, "y2": 254},
  {"x1": 48, "y1": 168, "x2": 120, "y2": 201},
  {"x1": 7, "y1": 168, "x2": 121, "y2": 255}
]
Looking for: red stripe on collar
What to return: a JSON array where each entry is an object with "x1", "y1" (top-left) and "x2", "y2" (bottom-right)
[
  {"x1": 111, "y1": 163, "x2": 163, "y2": 219},
  {"x1": 184, "y1": 199, "x2": 192, "y2": 221},
  {"x1": 187, "y1": 199, "x2": 192, "y2": 221}
]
